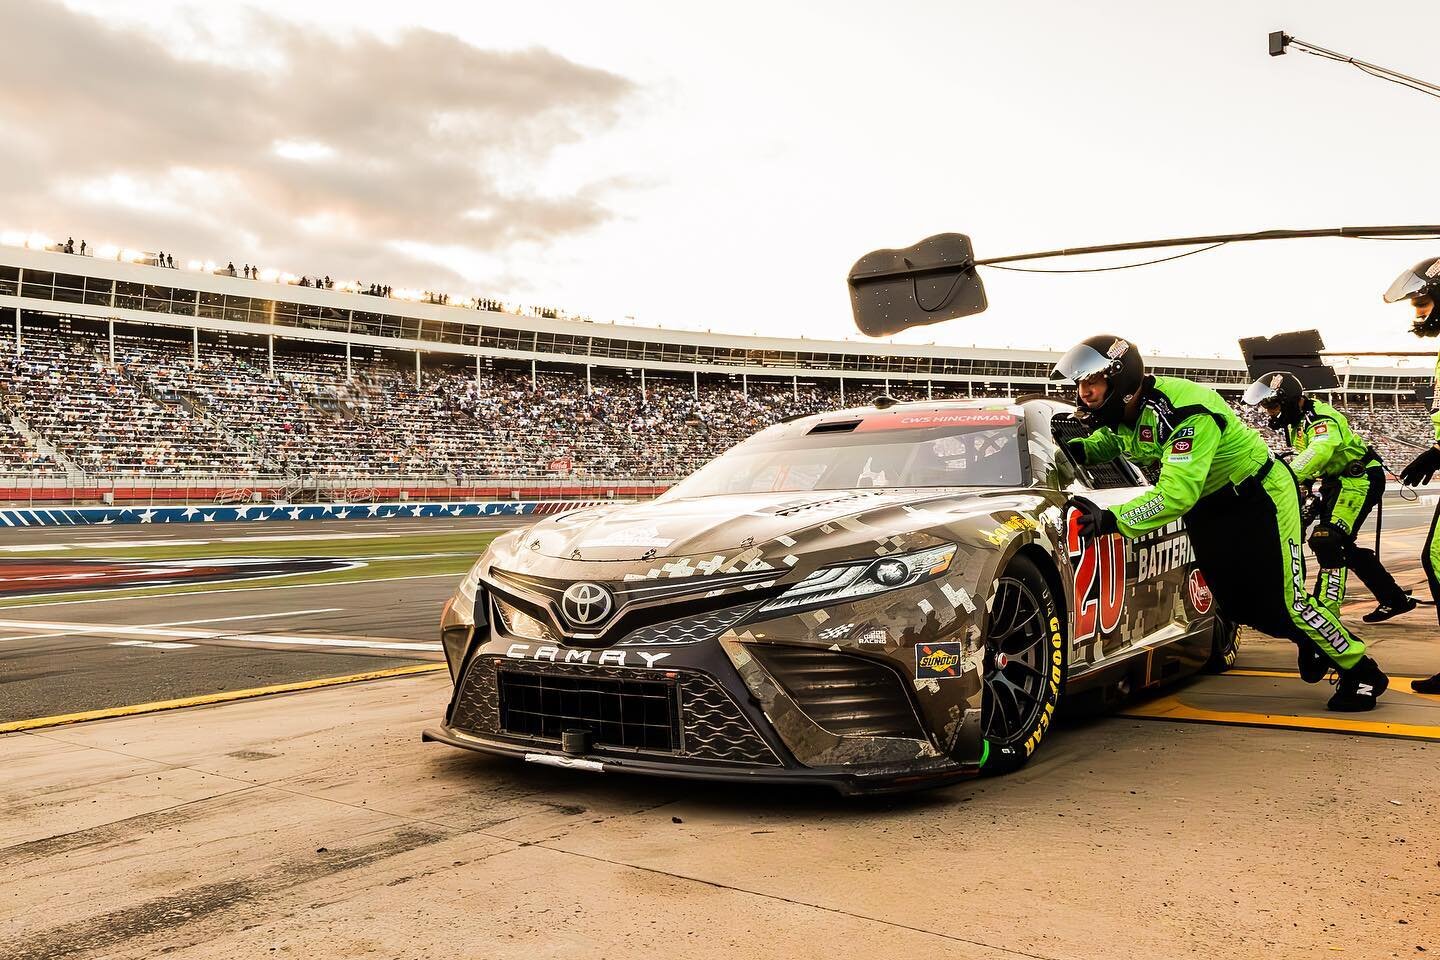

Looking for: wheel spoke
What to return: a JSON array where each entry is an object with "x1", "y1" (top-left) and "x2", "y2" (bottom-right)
[
  {"x1": 990, "y1": 583, "x2": 1015, "y2": 637},
  {"x1": 1004, "y1": 657, "x2": 1045, "y2": 681},
  {"x1": 997, "y1": 671, "x2": 1039, "y2": 705},
  {"x1": 1004, "y1": 607, "x2": 1039, "y2": 639}
]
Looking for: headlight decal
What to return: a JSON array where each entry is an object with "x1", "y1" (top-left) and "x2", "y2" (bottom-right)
[{"x1": 756, "y1": 544, "x2": 957, "y2": 616}]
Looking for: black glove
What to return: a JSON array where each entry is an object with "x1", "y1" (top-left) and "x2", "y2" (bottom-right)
[
  {"x1": 1063, "y1": 438, "x2": 1088, "y2": 465},
  {"x1": 1066, "y1": 496, "x2": 1118, "y2": 538},
  {"x1": 1400, "y1": 446, "x2": 1440, "y2": 487}
]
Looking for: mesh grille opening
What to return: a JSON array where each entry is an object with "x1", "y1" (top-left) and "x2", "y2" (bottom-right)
[
  {"x1": 1050, "y1": 416, "x2": 1140, "y2": 489},
  {"x1": 749, "y1": 645, "x2": 924, "y2": 740},
  {"x1": 498, "y1": 670, "x2": 679, "y2": 752}
]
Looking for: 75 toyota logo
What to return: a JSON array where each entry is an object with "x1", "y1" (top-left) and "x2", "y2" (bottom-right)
[{"x1": 561, "y1": 582, "x2": 613, "y2": 627}]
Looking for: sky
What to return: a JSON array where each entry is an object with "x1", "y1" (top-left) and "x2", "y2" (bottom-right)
[{"x1": 3, "y1": 0, "x2": 1439, "y2": 362}]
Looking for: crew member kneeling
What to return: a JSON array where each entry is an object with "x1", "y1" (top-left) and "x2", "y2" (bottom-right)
[{"x1": 1053, "y1": 335, "x2": 1388, "y2": 712}]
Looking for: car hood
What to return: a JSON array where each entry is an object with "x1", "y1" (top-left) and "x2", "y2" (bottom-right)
[{"x1": 524, "y1": 488, "x2": 1000, "y2": 562}]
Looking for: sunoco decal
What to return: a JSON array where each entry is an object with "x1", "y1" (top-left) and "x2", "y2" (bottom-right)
[{"x1": 916, "y1": 641, "x2": 965, "y2": 679}]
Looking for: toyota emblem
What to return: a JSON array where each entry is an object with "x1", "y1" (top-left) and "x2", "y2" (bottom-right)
[{"x1": 561, "y1": 582, "x2": 613, "y2": 627}]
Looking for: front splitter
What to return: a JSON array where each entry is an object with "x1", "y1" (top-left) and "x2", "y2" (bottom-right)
[{"x1": 422, "y1": 725, "x2": 979, "y2": 796}]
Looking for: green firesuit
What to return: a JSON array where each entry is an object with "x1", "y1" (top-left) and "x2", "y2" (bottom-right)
[
  {"x1": 1073, "y1": 375, "x2": 1367, "y2": 670},
  {"x1": 1285, "y1": 399, "x2": 1392, "y2": 617},
  {"x1": 1423, "y1": 352, "x2": 1440, "y2": 620}
]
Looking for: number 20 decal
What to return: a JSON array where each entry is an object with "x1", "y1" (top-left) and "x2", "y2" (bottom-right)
[{"x1": 1065, "y1": 508, "x2": 1126, "y2": 641}]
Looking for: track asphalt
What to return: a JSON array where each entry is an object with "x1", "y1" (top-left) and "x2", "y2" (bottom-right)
[{"x1": 1, "y1": 507, "x2": 1437, "y2": 957}]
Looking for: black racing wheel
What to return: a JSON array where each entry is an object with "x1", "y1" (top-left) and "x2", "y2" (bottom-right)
[{"x1": 981, "y1": 554, "x2": 1065, "y2": 775}]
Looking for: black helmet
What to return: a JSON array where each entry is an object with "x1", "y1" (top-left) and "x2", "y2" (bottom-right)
[
  {"x1": 1050, "y1": 334, "x2": 1145, "y2": 428},
  {"x1": 1243, "y1": 371, "x2": 1304, "y2": 430},
  {"x1": 1383, "y1": 257, "x2": 1440, "y2": 337}
]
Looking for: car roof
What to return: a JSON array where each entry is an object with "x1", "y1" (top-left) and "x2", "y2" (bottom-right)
[{"x1": 780, "y1": 396, "x2": 1071, "y2": 427}]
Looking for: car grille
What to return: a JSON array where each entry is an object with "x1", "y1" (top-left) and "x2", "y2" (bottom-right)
[
  {"x1": 450, "y1": 659, "x2": 781, "y2": 766},
  {"x1": 486, "y1": 567, "x2": 782, "y2": 647},
  {"x1": 748, "y1": 645, "x2": 925, "y2": 740},
  {"x1": 498, "y1": 670, "x2": 680, "y2": 752}
]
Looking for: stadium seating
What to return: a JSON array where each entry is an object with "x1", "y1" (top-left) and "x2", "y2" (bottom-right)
[{"x1": 0, "y1": 323, "x2": 1434, "y2": 483}]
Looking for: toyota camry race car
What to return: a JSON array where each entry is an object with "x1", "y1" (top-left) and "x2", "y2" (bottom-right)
[{"x1": 424, "y1": 397, "x2": 1236, "y2": 794}]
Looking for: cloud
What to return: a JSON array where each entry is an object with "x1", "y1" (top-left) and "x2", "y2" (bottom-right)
[{"x1": 0, "y1": 1, "x2": 637, "y2": 289}]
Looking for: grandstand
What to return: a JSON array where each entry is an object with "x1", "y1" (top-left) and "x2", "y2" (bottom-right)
[{"x1": 0, "y1": 243, "x2": 1435, "y2": 504}]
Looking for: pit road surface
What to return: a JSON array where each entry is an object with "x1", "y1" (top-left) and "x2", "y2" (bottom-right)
[{"x1": 1, "y1": 509, "x2": 1437, "y2": 958}]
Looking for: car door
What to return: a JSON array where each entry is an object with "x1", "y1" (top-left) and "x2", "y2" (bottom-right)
[{"x1": 1045, "y1": 411, "x2": 1200, "y2": 672}]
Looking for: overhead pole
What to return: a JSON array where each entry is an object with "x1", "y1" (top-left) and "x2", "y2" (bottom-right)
[{"x1": 1269, "y1": 31, "x2": 1440, "y2": 101}]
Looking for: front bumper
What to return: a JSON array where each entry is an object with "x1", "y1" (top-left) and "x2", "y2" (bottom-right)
[{"x1": 426, "y1": 644, "x2": 982, "y2": 795}]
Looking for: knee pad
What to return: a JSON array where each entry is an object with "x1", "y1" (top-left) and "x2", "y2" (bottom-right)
[{"x1": 1308, "y1": 523, "x2": 1348, "y2": 568}]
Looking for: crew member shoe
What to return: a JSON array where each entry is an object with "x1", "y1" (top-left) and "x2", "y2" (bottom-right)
[
  {"x1": 1298, "y1": 643, "x2": 1330, "y2": 684},
  {"x1": 1362, "y1": 594, "x2": 1418, "y2": 623},
  {"x1": 1412, "y1": 672, "x2": 1440, "y2": 695},
  {"x1": 1327, "y1": 656, "x2": 1389, "y2": 712}
]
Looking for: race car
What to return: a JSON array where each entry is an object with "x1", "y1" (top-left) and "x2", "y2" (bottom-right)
[{"x1": 424, "y1": 397, "x2": 1237, "y2": 794}]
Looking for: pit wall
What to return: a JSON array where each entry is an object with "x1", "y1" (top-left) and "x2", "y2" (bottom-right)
[{"x1": 0, "y1": 500, "x2": 610, "y2": 527}]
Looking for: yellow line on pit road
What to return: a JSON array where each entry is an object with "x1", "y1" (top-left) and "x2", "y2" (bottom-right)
[
  {"x1": 1223, "y1": 668, "x2": 1440, "y2": 702},
  {"x1": 0, "y1": 663, "x2": 448, "y2": 734},
  {"x1": 1120, "y1": 696, "x2": 1440, "y2": 741}
]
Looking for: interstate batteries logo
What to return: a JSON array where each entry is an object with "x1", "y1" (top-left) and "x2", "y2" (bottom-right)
[
  {"x1": 916, "y1": 641, "x2": 965, "y2": 679},
  {"x1": 0, "y1": 557, "x2": 363, "y2": 597}
]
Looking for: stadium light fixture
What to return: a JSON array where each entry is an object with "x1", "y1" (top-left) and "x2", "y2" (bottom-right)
[
  {"x1": 95, "y1": 244, "x2": 119, "y2": 260},
  {"x1": 186, "y1": 259, "x2": 204, "y2": 271},
  {"x1": 847, "y1": 224, "x2": 1440, "y2": 337},
  {"x1": 121, "y1": 248, "x2": 145, "y2": 263},
  {"x1": 259, "y1": 267, "x2": 280, "y2": 282}
]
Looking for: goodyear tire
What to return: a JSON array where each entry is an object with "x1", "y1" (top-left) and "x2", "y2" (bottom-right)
[
  {"x1": 1202, "y1": 611, "x2": 1240, "y2": 674},
  {"x1": 981, "y1": 554, "x2": 1065, "y2": 775}
]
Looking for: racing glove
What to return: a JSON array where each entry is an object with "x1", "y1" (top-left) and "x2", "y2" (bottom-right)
[
  {"x1": 1063, "y1": 438, "x2": 1088, "y2": 465},
  {"x1": 1400, "y1": 446, "x2": 1440, "y2": 487},
  {"x1": 1065, "y1": 496, "x2": 1118, "y2": 538}
]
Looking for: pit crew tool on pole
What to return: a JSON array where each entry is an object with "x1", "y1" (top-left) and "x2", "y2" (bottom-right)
[{"x1": 847, "y1": 225, "x2": 1440, "y2": 337}]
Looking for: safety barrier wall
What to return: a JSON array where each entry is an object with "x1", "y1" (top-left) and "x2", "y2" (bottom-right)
[
  {"x1": 0, "y1": 474, "x2": 670, "y2": 506},
  {"x1": 0, "y1": 499, "x2": 611, "y2": 527}
]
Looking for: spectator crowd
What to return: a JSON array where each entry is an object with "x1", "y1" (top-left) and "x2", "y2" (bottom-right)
[{"x1": 0, "y1": 323, "x2": 1435, "y2": 482}]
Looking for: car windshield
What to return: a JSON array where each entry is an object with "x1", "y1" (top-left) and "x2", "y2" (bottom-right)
[{"x1": 663, "y1": 410, "x2": 1025, "y2": 497}]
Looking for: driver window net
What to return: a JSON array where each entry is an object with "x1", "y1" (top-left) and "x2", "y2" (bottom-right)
[{"x1": 1049, "y1": 417, "x2": 1138, "y2": 490}]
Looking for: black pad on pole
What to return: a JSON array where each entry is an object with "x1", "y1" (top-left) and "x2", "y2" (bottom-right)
[
  {"x1": 1239, "y1": 329, "x2": 1339, "y2": 390},
  {"x1": 847, "y1": 233, "x2": 988, "y2": 337}
]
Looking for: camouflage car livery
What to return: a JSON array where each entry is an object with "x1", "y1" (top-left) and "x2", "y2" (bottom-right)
[{"x1": 424, "y1": 398, "x2": 1234, "y2": 794}]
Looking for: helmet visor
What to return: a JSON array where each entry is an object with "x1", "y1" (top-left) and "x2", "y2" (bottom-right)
[
  {"x1": 1242, "y1": 379, "x2": 1279, "y2": 406},
  {"x1": 1383, "y1": 267, "x2": 1430, "y2": 303},
  {"x1": 1050, "y1": 342, "x2": 1117, "y2": 383}
]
